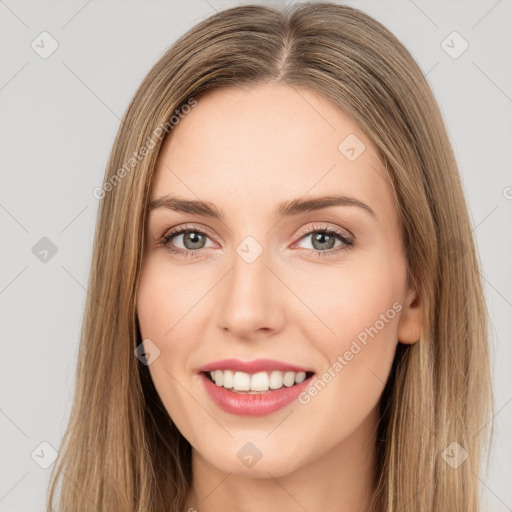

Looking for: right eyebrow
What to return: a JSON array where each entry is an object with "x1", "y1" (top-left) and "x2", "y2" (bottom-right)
[{"x1": 149, "y1": 195, "x2": 223, "y2": 219}]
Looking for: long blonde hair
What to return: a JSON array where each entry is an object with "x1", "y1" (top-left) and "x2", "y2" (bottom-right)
[{"x1": 46, "y1": 2, "x2": 494, "y2": 511}]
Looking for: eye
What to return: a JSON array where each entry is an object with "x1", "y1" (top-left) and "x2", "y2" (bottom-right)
[
  {"x1": 159, "y1": 225, "x2": 215, "y2": 257},
  {"x1": 293, "y1": 224, "x2": 354, "y2": 257}
]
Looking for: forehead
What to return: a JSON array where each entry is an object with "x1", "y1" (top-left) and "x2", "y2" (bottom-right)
[{"x1": 151, "y1": 84, "x2": 394, "y2": 222}]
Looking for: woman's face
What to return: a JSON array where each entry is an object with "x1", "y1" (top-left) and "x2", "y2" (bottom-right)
[{"x1": 136, "y1": 83, "x2": 421, "y2": 478}]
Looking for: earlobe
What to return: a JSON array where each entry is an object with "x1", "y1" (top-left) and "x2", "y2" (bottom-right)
[{"x1": 397, "y1": 286, "x2": 423, "y2": 345}]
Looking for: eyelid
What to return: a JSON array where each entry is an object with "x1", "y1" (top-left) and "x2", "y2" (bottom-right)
[
  {"x1": 162, "y1": 222, "x2": 352, "y2": 241},
  {"x1": 161, "y1": 223, "x2": 219, "y2": 242},
  {"x1": 294, "y1": 222, "x2": 354, "y2": 241},
  {"x1": 159, "y1": 225, "x2": 218, "y2": 254}
]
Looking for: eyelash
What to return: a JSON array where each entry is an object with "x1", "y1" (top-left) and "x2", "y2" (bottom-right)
[{"x1": 158, "y1": 223, "x2": 355, "y2": 259}]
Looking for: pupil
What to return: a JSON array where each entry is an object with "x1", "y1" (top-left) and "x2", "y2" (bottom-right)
[
  {"x1": 184, "y1": 232, "x2": 205, "y2": 249},
  {"x1": 312, "y1": 232, "x2": 335, "y2": 250}
]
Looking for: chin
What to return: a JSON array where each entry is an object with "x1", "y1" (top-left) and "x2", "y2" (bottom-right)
[{"x1": 194, "y1": 435, "x2": 310, "y2": 479}]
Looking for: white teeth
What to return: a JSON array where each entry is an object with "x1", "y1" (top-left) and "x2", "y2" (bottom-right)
[
  {"x1": 222, "y1": 369, "x2": 234, "y2": 389},
  {"x1": 207, "y1": 369, "x2": 310, "y2": 392},
  {"x1": 295, "y1": 371, "x2": 306, "y2": 384},
  {"x1": 250, "y1": 372, "x2": 269, "y2": 391},
  {"x1": 283, "y1": 371, "x2": 295, "y2": 387},
  {"x1": 269, "y1": 371, "x2": 283, "y2": 389},
  {"x1": 233, "y1": 371, "x2": 251, "y2": 391}
]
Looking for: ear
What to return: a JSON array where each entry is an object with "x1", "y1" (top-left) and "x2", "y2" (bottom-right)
[{"x1": 397, "y1": 281, "x2": 422, "y2": 345}]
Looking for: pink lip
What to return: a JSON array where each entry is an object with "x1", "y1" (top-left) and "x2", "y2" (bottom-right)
[
  {"x1": 198, "y1": 358, "x2": 313, "y2": 374},
  {"x1": 200, "y1": 371, "x2": 314, "y2": 416}
]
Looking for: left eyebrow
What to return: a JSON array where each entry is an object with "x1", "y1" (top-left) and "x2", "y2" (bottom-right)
[
  {"x1": 276, "y1": 195, "x2": 375, "y2": 219},
  {"x1": 148, "y1": 194, "x2": 376, "y2": 219}
]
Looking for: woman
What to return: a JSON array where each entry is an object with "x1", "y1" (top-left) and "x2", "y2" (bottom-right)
[{"x1": 46, "y1": 2, "x2": 493, "y2": 511}]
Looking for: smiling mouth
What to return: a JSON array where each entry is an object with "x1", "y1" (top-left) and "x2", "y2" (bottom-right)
[{"x1": 203, "y1": 370, "x2": 315, "y2": 394}]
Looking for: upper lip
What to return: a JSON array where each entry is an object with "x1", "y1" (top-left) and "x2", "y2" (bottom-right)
[{"x1": 199, "y1": 358, "x2": 315, "y2": 374}]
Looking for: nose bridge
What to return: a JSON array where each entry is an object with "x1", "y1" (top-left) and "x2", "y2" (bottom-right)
[
  {"x1": 231, "y1": 237, "x2": 269, "y2": 299},
  {"x1": 216, "y1": 234, "x2": 283, "y2": 337}
]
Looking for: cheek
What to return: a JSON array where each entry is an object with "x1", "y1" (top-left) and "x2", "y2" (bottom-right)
[
  {"x1": 294, "y1": 252, "x2": 404, "y2": 412},
  {"x1": 136, "y1": 261, "x2": 206, "y2": 417},
  {"x1": 295, "y1": 260, "x2": 404, "y2": 355},
  {"x1": 137, "y1": 268, "x2": 195, "y2": 376},
  {"x1": 137, "y1": 257, "x2": 202, "y2": 341}
]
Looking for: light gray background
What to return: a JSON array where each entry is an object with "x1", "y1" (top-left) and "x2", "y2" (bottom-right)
[{"x1": 1, "y1": 1, "x2": 511, "y2": 510}]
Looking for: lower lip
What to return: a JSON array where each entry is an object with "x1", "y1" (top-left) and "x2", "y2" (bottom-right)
[{"x1": 200, "y1": 372, "x2": 313, "y2": 416}]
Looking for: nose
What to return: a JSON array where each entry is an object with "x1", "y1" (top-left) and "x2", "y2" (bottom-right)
[{"x1": 216, "y1": 241, "x2": 286, "y2": 341}]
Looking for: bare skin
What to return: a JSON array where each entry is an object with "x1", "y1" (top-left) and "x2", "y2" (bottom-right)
[{"x1": 136, "y1": 83, "x2": 422, "y2": 512}]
